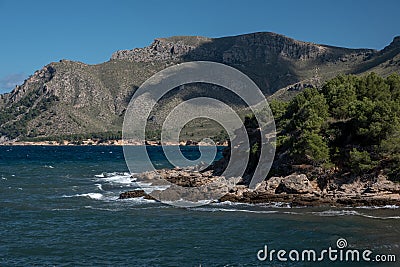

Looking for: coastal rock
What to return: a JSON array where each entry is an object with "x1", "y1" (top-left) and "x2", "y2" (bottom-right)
[
  {"x1": 275, "y1": 174, "x2": 313, "y2": 194},
  {"x1": 119, "y1": 190, "x2": 147, "y2": 199},
  {"x1": 219, "y1": 193, "x2": 242, "y2": 203},
  {"x1": 253, "y1": 181, "x2": 267, "y2": 192},
  {"x1": 336, "y1": 196, "x2": 400, "y2": 206},
  {"x1": 368, "y1": 175, "x2": 400, "y2": 194},
  {"x1": 338, "y1": 180, "x2": 364, "y2": 195},
  {"x1": 136, "y1": 169, "x2": 222, "y2": 188},
  {"x1": 265, "y1": 177, "x2": 283, "y2": 192}
]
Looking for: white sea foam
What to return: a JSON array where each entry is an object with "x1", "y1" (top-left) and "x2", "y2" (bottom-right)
[
  {"x1": 192, "y1": 207, "x2": 279, "y2": 214},
  {"x1": 63, "y1": 193, "x2": 104, "y2": 200},
  {"x1": 119, "y1": 196, "x2": 157, "y2": 204},
  {"x1": 310, "y1": 210, "x2": 363, "y2": 217},
  {"x1": 354, "y1": 205, "x2": 399, "y2": 210},
  {"x1": 310, "y1": 210, "x2": 400, "y2": 220},
  {"x1": 212, "y1": 201, "x2": 292, "y2": 209},
  {"x1": 359, "y1": 214, "x2": 400, "y2": 220},
  {"x1": 51, "y1": 208, "x2": 78, "y2": 211},
  {"x1": 282, "y1": 211, "x2": 302, "y2": 215},
  {"x1": 84, "y1": 206, "x2": 124, "y2": 212},
  {"x1": 94, "y1": 172, "x2": 133, "y2": 184},
  {"x1": 94, "y1": 183, "x2": 103, "y2": 191},
  {"x1": 79, "y1": 193, "x2": 103, "y2": 200}
]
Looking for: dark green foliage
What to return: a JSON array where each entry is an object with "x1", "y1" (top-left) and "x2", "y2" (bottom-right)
[
  {"x1": 380, "y1": 132, "x2": 400, "y2": 181},
  {"x1": 348, "y1": 148, "x2": 376, "y2": 174},
  {"x1": 274, "y1": 87, "x2": 330, "y2": 165},
  {"x1": 268, "y1": 72, "x2": 400, "y2": 181},
  {"x1": 21, "y1": 131, "x2": 123, "y2": 143},
  {"x1": 292, "y1": 131, "x2": 330, "y2": 164},
  {"x1": 321, "y1": 75, "x2": 357, "y2": 119}
]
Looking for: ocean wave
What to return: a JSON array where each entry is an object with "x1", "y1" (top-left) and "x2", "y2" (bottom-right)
[
  {"x1": 94, "y1": 183, "x2": 103, "y2": 191},
  {"x1": 50, "y1": 208, "x2": 79, "y2": 211},
  {"x1": 43, "y1": 165, "x2": 54, "y2": 169},
  {"x1": 63, "y1": 193, "x2": 104, "y2": 200},
  {"x1": 192, "y1": 207, "x2": 279, "y2": 214},
  {"x1": 186, "y1": 205, "x2": 399, "y2": 219},
  {"x1": 310, "y1": 210, "x2": 360, "y2": 217},
  {"x1": 94, "y1": 172, "x2": 133, "y2": 184},
  {"x1": 310, "y1": 210, "x2": 400, "y2": 220},
  {"x1": 212, "y1": 201, "x2": 292, "y2": 209},
  {"x1": 84, "y1": 206, "x2": 125, "y2": 212},
  {"x1": 354, "y1": 205, "x2": 399, "y2": 209},
  {"x1": 360, "y1": 214, "x2": 400, "y2": 220},
  {"x1": 118, "y1": 196, "x2": 157, "y2": 204}
]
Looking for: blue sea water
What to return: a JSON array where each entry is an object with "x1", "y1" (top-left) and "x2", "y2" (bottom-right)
[{"x1": 0, "y1": 146, "x2": 399, "y2": 266}]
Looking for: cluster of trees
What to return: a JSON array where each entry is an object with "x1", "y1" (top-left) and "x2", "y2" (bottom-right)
[
  {"x1": 277, "y1": 73, "x2": 400, "y2": 181},
  {"x1": 248, "y1": 73, "x2": 400, "y2": 181},
  {"x1": 21, "y1": 131, "x2": 123, "y2": 144}
]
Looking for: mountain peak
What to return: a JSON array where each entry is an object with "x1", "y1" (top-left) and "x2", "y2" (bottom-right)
[
  {"x1": 380, "y1": 36, "x2": 400, "y2": 53},
  {"x1": 390, "y1": 36, "x2": 400, "y2": 47},
  {"x1": 110, "y1": 32, "x2": 342, "y2": 63}
]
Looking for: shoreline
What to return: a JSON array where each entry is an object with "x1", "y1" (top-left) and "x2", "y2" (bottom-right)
[{"x1": 0, "y1": 139, "x2": 229, "y2": 146}]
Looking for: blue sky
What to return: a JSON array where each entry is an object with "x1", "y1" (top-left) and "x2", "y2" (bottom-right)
[{"x1": 0, "y1": 0, "x2": 399, "y2": 93}]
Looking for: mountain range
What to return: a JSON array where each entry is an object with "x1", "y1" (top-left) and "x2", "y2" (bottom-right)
[{"x1": 0, "y1": 32, "x2": 399, "y2": 141}]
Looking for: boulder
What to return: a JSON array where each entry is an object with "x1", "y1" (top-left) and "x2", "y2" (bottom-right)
[
  {"x1": 219, "y1": 193, "x2": 242, "y2": 202},
  {"x1": 119, "y1": 190, "x2": 147, "y2": 199},
  {"x1": 266, "y1": 177, "x2": 283, "y2": 192},
  {"x1": 275, "y1": 174, "x2": 313, "y2": 194},
  {"x1": 253, "y1": 181, "x2": 267, "y2": 192}
]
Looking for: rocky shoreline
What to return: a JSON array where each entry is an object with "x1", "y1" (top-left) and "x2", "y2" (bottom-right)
[{"x1": 119, "y1": 168, "x2": 400, "y2": 207}]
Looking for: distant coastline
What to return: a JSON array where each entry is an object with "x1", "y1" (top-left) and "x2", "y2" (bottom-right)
[{"x1": 0, "y1": 139, "x2": 229, "y2": 146}]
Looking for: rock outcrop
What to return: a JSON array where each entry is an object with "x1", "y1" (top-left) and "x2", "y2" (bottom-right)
[
  {"x1": 111, "y1": 32, "x2": 375, "y2": 64},
  {"x1": 275, "y1": 174, "x2": 314, "y2": 194},
  {"x1": 111, "y1": 37, "x2": 210, "y2": 62},
  {"x1": 119, "y1": 190, "x2": 148, "y2": 199},
  {"x1": 119, "y1": 168, "x2": 400, "y2": 207}
]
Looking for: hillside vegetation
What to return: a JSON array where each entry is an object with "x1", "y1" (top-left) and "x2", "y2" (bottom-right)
[{"x1": 246, "y1": 73, "x2": 400, "y2": 182}]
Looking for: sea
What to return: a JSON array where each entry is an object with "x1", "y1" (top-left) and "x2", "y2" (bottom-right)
[{"x1": 0, "y1": 146, "x2": 399, "y2": 266}]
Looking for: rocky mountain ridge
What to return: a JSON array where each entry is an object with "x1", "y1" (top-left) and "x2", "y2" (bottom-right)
[{"x1": 111, "y1": 32, "x2": 375, "y2": 63}]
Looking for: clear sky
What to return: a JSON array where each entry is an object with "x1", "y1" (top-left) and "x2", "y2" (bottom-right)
[{"x1": 0, "y1": 0, "x2": 399, "y2": 93}]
